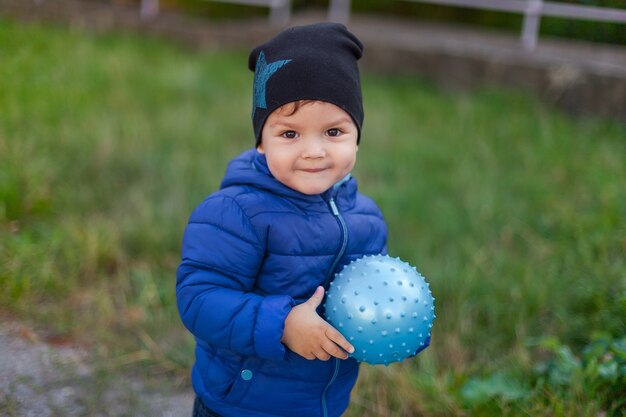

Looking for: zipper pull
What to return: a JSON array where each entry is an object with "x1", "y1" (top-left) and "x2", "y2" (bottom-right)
[{"x1": 329, "y1": 198, "x2": 339, "y2": 216}]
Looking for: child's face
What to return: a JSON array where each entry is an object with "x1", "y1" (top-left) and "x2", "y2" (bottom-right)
[{"x1": 257, "y1": 101, "x2": 359, "y2": 195}]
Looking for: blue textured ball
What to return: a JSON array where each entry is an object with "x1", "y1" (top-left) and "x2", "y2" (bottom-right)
[{"x1": 324, "y1": 255, "x2": 435, "y2": 365}]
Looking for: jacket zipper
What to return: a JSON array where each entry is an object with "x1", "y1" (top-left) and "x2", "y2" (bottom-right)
[
  {"x1": 321, "y1": 358, "x2": 341, "y2": 417},
  {"x1": 321, "y1": 196, "x2": 348, "y2": 417},
  {"x1": 324, "y1": 198, "x2": 349, "y2": 287}
]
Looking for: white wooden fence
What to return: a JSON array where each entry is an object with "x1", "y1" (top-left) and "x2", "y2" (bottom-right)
[
  {"x1": 94, "y1": 0, "x2": 626, "y2": 50},
  {"x1": 329, "y1": 0, "x2": 626, "y2": 50}
]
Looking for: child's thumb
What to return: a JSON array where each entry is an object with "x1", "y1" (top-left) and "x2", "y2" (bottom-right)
[{"x1": 306, "y1": 286, "x2": 325, "y2": 308}]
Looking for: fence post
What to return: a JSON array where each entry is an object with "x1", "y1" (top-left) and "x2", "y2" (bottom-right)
[
  {"x1": 329, "y1": 0, "x2": 351, "y2": 24},
  {"x1": 141, "y1": 0, "x2": 159, "y2": 20},
  {"x1": 521, "y1": 0, "x2": 543, "y2": 50},
  {"x1": 269, "y1": 0, "x2": 291, "y2": 26}
]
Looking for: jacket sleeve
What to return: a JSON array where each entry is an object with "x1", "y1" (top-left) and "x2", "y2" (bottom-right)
[{"x1": 176, "y1": 194, "x2": 295, "y2": 360}]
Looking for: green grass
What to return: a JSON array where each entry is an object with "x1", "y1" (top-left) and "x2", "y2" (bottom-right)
[{"x1": 1, "y1": 19, "x2": 625, "y2": 416}]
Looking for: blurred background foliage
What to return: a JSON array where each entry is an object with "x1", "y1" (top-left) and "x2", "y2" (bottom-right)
[
  {"x1": 1, "y1": 13, "x2": 625, "y2": 417},
  {"x1": 148, "y1": 0, "x2": 626, "y2": 44}
]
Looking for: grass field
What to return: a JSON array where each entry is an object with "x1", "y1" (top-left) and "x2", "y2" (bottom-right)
[{"x1": 1, "y1": 19, "x2": 625, "y2": 416}]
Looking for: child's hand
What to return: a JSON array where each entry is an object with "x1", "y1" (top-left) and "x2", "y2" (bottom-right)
[{"x1": 281, "y1": 286, "x2": 355, "y2": 361}]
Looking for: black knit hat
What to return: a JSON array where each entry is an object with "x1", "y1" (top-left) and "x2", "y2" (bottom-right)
[{"x1": 249, "y1": 22, "x2": 364, "y2": 145}]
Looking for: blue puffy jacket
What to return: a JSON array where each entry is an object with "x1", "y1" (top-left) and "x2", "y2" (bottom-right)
[{"x1": 177, "y1": 149, "x2": 387, "y2": 417}]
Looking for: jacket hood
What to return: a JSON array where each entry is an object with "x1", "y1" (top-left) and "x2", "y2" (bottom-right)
[{"x1": 220, "y1": 149, "x2": 358, "y2": 208}]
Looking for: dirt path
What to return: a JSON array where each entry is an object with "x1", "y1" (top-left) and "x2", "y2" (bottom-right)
[{"x1": 0, "y1": 321, "x2": 194, "y2": 417}]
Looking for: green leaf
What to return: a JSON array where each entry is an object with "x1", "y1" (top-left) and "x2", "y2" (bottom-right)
[
  {"x1": 610, "y1": 338, "x2": 626, "y2": 360},
  {"x1": 461, "y1": 373, "x2": 530, "y2": 406},
  {"x1": 597, "y1": 361, "x2": 618, "y2": 380}
]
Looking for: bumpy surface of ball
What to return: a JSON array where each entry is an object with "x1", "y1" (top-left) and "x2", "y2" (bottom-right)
[{"x1": 324, "y1": 255, "x2": 435, "y2": 365}]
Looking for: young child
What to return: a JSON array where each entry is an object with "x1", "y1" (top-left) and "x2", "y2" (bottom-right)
[{"x1": 177, "y1": 23, "x2": 388, "y2": 417}]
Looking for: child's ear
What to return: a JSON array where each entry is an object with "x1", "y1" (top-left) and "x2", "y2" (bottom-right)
[{"x1": 256, "y1": 143, "x2": 265, "y2": 154}]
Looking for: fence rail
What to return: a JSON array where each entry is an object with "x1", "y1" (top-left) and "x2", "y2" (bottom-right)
[
  {"x1": 207, "y1": 0, "x2": 290, "y2": 25},
  {"x1": 139, "y1": 0, "x2": 290, "y2": 25},
  {"x1": 329, "y1": 0, "x2": 626, "y2": 50}
]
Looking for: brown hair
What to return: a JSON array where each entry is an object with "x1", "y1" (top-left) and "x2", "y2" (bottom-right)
[{"x1": 274, "y1": 100, "x2": 317, "y2": 117}]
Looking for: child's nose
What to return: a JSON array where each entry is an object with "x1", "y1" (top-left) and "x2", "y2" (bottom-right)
[{"x1": 301, "y1": 137, "x2": 326, "y2": 159}]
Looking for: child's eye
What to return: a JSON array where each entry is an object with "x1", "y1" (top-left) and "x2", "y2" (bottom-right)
[
  {"x1": 326, "y1": 128, "x2": 342, "y2": 137},
  {"x1": 281, "y1": 130, "x2": 298, "y2": 139}
]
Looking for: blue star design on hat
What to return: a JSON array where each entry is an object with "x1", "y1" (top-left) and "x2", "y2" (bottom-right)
[{"x1": 253, "y1": 51, "x2": 291, "y2": 117}]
